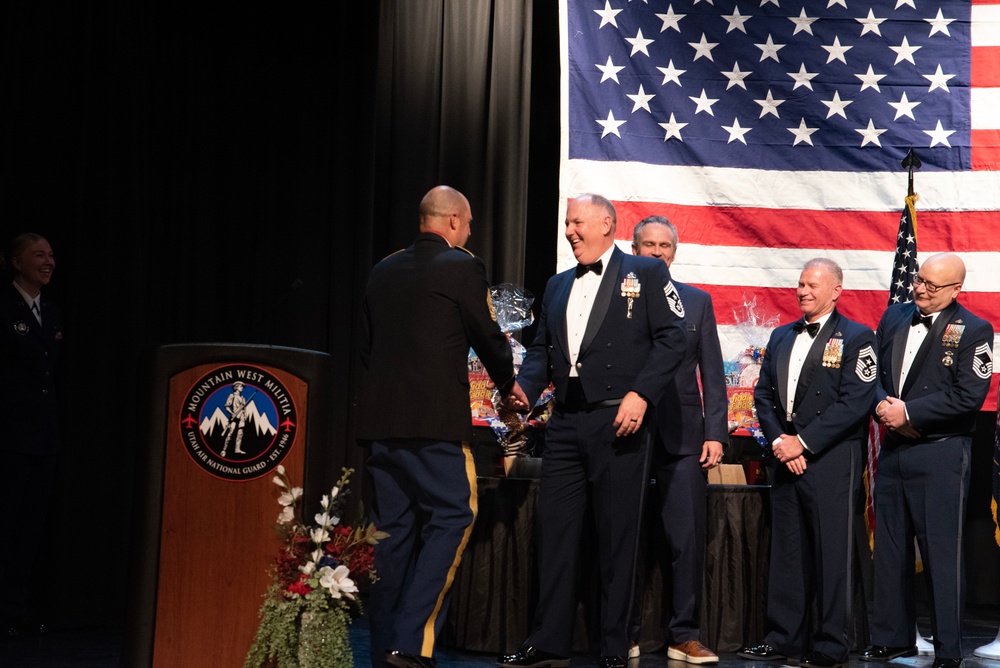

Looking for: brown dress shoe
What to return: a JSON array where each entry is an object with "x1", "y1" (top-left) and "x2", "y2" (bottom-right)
[{"x1": 668, "y1": 640, "x2": 719, "y2": 664}]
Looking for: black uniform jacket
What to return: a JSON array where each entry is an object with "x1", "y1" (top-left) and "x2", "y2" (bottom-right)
[{"x1": 355, "y1": 233, "x2": 515, "y2": 443}]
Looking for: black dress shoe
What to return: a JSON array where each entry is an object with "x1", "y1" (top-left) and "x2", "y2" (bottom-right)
[
  {"x1": 737, "y1": 643, "x2": 786, "y2": 661},
  {"x1": 800, "y1": 651, "x2": 845, "y2": 668},
  {"x1": 931, "y1": 659, "x2": 963, "y2": 668},
  {"x1": 385, "y1": 650, "x2": 437, "y2": 668},
  {"x1": 498, "y1": 646, "x2": 570, "y2": 668},
  {"x1": 600, "y1": 656, "x2": 628, "y2": 668},
  {"x1": 858, "y1": 645, "x2": 918, "y2": 662}
]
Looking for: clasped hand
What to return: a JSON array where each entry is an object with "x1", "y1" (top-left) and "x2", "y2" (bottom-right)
[
  {"x1": 772, "y1": 434, "x2": 807, "y2": 475},
  {"x1": 876, "y1": 397, "x2": 920, "y2": 439}
]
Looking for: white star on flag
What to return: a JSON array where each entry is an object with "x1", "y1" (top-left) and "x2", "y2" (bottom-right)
[
  {"x1": 722, "y1": 117, "x2": 752, "y2": 144},
  {"x1": 656, "y1": 5, "x2": 684, "y2": 32},
  {"x1": 788, "y1": 118, "x2": 819, "y2": 146},
  {"x1": 597, "y1": 110, "x2": 626, "y2": 138},
  {"x1": 689, "y1": 34, "x2": 719, "y2": 61},
  {"x1": 627, "y1": 85, "x2": 655, "y2": 112},
  {"x1": 659, "y1": 113, "x2": 688, "y2": 141},
  {"x1": 857, "y1": 9, "x2": 886, "y2": 36},
  {"x1": 924, "y1": 120, "x2": 956, "y2": 147},
  {"x1": 856, "y1": 119, "x2": 888, "y2": 147},
  {"x1": 625, "y1": 28, "x2": 654, "y2": 57},
  {"x1": 596, "y1": 56, "x2": 625, "y2": 84},
  {"x1": 594, "y1": 1, "x2": 622, "y2": 29},
  {"x1": 657, "y1": 60, "x2": 686, "y2": 86},
  {"x1": 689, "y1": 89, "x2": 720, "y2": 115}
]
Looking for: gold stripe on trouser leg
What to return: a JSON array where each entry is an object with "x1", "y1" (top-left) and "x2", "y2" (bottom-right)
[{"x1": 420, "y1": 442, "x2": 479, "y2": 656}]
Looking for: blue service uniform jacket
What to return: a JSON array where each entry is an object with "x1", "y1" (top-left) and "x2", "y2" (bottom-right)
[
  {"x1": 753, "y1": 307, "x2": 877, "y2": 660},
  {"x1": 873, "y1": 300, "x2": 993, "y2": 438},
  {"x1": 516, "y1": 246, "x2": 686, "y2": 415},
  {"x1": 652, "y1": 282, "x2": 729, "y2": 455},
  {"x1": 0, "y1": 283, "x2": 62, "y2": 455},
  {"x1": 755, "y1": 308, "x2": 878, "y2": 454}
]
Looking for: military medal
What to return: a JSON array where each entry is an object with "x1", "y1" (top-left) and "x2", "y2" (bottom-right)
[
  {"x1": 621, "y1": 272, "x2": 641, "y2": 319},
  {"x1": 942, "y1": 323, "x2": 964, "y2": 348},
  {"x1": 14, "y1": 321, "x2": 29, "y2": 335},
  {"x1": 822, "y1": 337, "x2": 844, "y2": 368},
  {"x1": 943, "y1": 351, "x2": 954, "y2": 367}
]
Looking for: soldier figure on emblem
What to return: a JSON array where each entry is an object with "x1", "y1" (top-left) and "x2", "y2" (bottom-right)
[{"x1": 223, "y1": 380, "x2": 249, "y2": 456}]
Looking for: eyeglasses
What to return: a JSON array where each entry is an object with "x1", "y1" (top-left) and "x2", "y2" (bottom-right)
[{"x1": 912, "y1": 275, "x2": 960, "y2": 294}]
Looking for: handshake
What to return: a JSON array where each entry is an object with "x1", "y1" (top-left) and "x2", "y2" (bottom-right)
[{"x1": 502, "y1": 381, "x2": 530, "y2": 411}]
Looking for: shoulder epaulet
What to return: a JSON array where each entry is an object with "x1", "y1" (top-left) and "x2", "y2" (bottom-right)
[
  {"x1": 453, "y1": 245, "x2": 475, "y2": 257},
  {"x1": 382, "y1": 248, "x2": 406, "y2": 261}
]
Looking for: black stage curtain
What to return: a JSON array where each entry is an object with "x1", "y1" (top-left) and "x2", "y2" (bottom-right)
[{"x1": 0, "y1": 1, "x2": 558, "y2": 631}]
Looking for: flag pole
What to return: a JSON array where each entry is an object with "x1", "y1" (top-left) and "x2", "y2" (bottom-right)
[{"x1": 902, "y1": 148, "x2": 921, "y2": 198}]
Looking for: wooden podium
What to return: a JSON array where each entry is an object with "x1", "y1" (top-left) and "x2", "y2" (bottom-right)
[{"x1": 123, "y1": 344, "x2": 335, "y2": 668}]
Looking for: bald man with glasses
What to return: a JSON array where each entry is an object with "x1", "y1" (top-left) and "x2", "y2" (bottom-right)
[{"x1": 862, "y1": 252, "x2": 994, "y2": 668}]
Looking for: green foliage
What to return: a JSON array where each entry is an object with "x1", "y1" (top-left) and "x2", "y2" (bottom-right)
[{"x1": 244, "y1": 585, "x2": 354, "y2": 668}]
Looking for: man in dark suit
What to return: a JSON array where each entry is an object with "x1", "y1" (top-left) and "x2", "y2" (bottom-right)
[
  {"x1": 630, "y1": 216, "x2": 727, "y2": 664},
  {"x1": 860, "y1": 252, "x2": 993, "y2": 668},
  {"x1": 498, "y1": 194, "x2": 686, "y2": 668},
  {"x1": 356, "y1": 185, "x2": 519, "y2": 668},
  {"x1": 741, "y1": 258, "x2": 877, "y2": 668},
  {"x1": 0, "y1": 233, "x2": 63, "y2": 637}
]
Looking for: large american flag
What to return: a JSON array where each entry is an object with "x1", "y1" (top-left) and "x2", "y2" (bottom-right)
[{"x1": 558, "y1": 0, "x2": 1000, "y2": 406}]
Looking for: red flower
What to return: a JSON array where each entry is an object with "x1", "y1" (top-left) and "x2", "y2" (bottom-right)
[{"x1": 287, "y1": 574, "x2": 312, "y2": 596}]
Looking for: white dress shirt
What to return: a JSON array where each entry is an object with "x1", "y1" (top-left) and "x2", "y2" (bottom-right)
[
  {"x1": 12, "y1": 280, "x2": 42, "y2": 324},
  {"x1": 778, "y1": 312, "x2": 832, "y2": 452},
  {"x1": 566, "y1": 245, "x2": 616, "y2": 378},
  {"x1": 899, "y1": 310, "x2": 938, "y2": 390}
]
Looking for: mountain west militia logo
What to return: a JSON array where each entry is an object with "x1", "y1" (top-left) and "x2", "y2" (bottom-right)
[{"x1": 179, "y1": 365, "x2": 297, "y2": 481}]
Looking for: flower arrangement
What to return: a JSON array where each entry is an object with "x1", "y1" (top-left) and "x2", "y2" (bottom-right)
[{"x1": 245, "y1": 466, "x2": 386, "y2": 668}]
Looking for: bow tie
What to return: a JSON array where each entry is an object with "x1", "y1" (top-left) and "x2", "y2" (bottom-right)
[
  {"x1": 793, "y1": 320, "x2": 820, "y2": 338},
  {"x1": 575, "y1": 259, "x2": 603, "y2": 278},
  {"x1": 912, "y1": 312, "x2": 933, "y2": 329}
]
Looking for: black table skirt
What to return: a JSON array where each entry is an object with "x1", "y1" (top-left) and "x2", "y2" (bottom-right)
[{"x1": 444, "y1": 479, "x2": 772, "y2": 654}]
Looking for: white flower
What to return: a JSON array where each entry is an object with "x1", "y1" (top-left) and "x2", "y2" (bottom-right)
[
  {"x1": 277, "y1": 506, "x2": 295, "y2": 525},
  {"x1": 314, "y1": 512, "x2": 331, "y2": 527},
  {"x1": 272, "y1": 474, "x2": 287, "y2": 489},
  {"x1": 320, "y1": 494, "x2": 330, "y2": 510},
  {"x1": 278, "y1": 487, "x2": 303, "y2": 507},
  {"x1": 329, "y1": 486, "x2": 340, "y2": 501},
  {"x1": 318, "y1": 565, "x2": 358, "y2": 600},
  {"x1": 310, "y1": 527, "x2": 330, "y2": 544},
  {"x1": 299, "y1": 561, "x2": 316, "y2": 575},
  {"x1": 276, "y1": 465, "x2": 286, "y2": 475}
]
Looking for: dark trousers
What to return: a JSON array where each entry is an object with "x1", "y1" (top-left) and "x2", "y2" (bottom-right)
[
  {"x1": 765, "y1": 441, "x2": 857, "y2": 661},
  {"x1": 871, "y1": 437, "x2": 971, "y2": 660},
  {"x1": 526, "y1": 406, "x2": 651, "y2": 658},
  {"x1": 0, "y1": 450, "x2": 58, "y2": 623},
  {"x1": 654, "y1": 451, "x2": 708, "y2": 645},
  {"x1": 367, "y1": 439, "x2": 478, "y2": 666}
]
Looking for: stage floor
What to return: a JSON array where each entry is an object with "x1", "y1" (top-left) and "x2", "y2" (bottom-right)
[{"x1": 4, "y1": 609, "x2": 1000, "y2": 667}]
